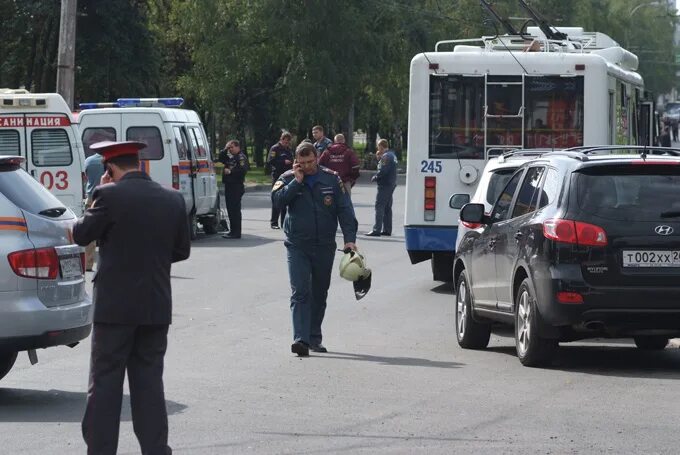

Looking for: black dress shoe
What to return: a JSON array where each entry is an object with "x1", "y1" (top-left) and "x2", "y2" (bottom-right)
[
  {"x1": 364, "y1": 231, "x2": 381, "y2": 237},
  {"x1": 380, "y1": 232, "x2": 391, "y2": 236},
  {"x1": 291, "y1": 341, "x2": 309, "y2": 357},
  {"x1": 222, "y1": 233, "x2": 241, "y2": 239},
  {"x1": 310, "y1": 343, "x2": 327, "y2": 353},
  {"x1": 271, "y1": 224, "x2": 281, "y2": 230}
]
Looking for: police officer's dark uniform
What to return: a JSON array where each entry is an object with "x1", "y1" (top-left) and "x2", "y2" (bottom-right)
[
  {"x1": 367, "y1": 149, "x2": 398, "y2": 236},
  {"x1": 267, "y1": 141, "x2": 293, "y2": 228},
  {"x1": 272, "y1": 155, "x2": 356, "y2": 356},
  {"x1": 73, "y1": 141, "x2": 191, "y2": 455},
  {"x1": 218, "y1": 145, "x2": 249, "y2": 238}
]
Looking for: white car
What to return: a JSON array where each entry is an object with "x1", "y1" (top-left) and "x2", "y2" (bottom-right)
[{"x1": 451, "y1": 149, "x2": 549, "y2": 251}]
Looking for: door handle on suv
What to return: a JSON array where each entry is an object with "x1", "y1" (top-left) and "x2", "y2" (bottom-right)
[
  {"x1": 514, "y1": 231, "x2": 524, "y2": 240},
  {"x1": 488, "y1": 238, "x2": 497, "y2": 249}
]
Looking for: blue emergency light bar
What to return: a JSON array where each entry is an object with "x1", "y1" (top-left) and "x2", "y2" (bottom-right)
[
  {"x1": 78, "y1": 102, "x2": 120, "y2": 110},
  {"x1": 117, "y1": 98, "x2": 184, "y2": 107}
]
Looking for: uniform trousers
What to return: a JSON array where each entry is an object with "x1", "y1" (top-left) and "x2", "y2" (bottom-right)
[
  {"x1": 270, "y1": 178, "x2": 287, "y2": 227},
  {"x1": 285, "y1": 242, "x2": 335, "y2": 345},
  {"x1": 224, "y1": 182, "x2": 244, "y2": 236},
  {"x1": 372, "y1": 184, "x2": 397, "y2": 235},
  {"x1": 82, "y1": 323, "x2": 171, "y2": 455}
]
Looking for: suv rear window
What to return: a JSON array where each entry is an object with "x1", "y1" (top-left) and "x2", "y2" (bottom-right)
[
  {"x1": 486, "y1": 168, "x2": 517, "y2": 205},
  {"x1": 82, "y1": 127, "x2": 116, "y2": 158},
  {"x1": 0, "y1": 165, "x2": 69, "y2": 218},
  {"x1": 576, "y1": 165, "x2": 680, "y2": 222},
  {"x1": 127, "y1": 126, "x2": 163, "y2": 160}
]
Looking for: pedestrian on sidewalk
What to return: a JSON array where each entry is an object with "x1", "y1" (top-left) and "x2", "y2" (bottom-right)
[
  {"x1": 365, "y1": 139, "x2": 398, "y2": 237},
  {"x1": 660, "y1": 127, "x2": 672, "y2": 147},
  {"x1": 83, "y1": 151, "x2": 105, "y2": 271},
  {"x1": 272, "y1": 142, "x2": 357, "y2": 357},
  {"x1": 218, "y1": 139, "x2": 249, "y2": 239},
  {"x1": 312, "y1": 125, "x2": 333, "y2": 156},
  {"x1": 73, "y1": 141, "x2": 191, "y2": 455},
  {"x1": 267, "y1": 132, "x2": 293, "y2": 229},
  {"x1": 318, "y1": 133, "x2": 361, "y2": 197}
]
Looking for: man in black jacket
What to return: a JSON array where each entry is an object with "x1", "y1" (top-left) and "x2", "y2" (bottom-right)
[
  {"x1": 218, "y1": 139, "x2": 249, "y2": 239},
  {"x1": 73, "y1": 140, "x2": 191, "y2": 455},
  {"x1": 266, "y1": 131, "x2": 293, "y2": 229}
]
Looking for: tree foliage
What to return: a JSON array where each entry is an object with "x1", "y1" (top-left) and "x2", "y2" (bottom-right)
[{"x1": 0, "y1": 0, "x2": 676, "y2": 157}]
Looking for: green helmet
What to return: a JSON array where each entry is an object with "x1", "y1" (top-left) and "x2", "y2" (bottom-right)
[{"x1": 339, "y1": 249, "x2": 372, "y2": 300}]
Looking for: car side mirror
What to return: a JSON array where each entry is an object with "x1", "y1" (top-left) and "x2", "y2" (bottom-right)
[
  {"x1": 459, "y1": 203, "x2": 486, "y2": 224},
  {"x1": 449, "y1": 193, "x2": 470, "y2": 210}
]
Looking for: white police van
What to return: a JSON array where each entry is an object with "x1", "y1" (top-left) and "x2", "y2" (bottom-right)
[
  {"x1": 0, "y1": 89, "x2": 86, "y2": 216},
  {"x1": 76, "y1": 98, "x2": 221, "y2": 238}
]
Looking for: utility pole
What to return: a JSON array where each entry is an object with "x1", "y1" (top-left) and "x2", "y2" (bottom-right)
[{"x1": 56, "y1": 0, "x2": 77, "y2": 109}]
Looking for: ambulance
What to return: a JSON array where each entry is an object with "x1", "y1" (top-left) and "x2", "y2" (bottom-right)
[
  {"x1": 76, "y1": 98, "x2": 221, "y2": 239},
  {"x1": 0, "y1": 89, "x2": 86, "y2": 215}
]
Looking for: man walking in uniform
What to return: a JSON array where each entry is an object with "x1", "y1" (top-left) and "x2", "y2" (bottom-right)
[
  {"x1": 267, "y1": 132, "x2": 293, "y2": 229},
  {"x1": 272, "y1": 142, "x2": 357, "y2": 357},
  {"x1": 218, "y1": 139, "x2": 249, "y2": 239},
  {"x1": 73, "y1": 141, "x2": 191, "y2": 455},
  {"x1": 365, "y1": 139, "x2": 398, "y2": 237}
]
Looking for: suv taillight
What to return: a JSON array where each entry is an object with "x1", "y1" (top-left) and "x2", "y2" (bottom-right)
[
  {"x1": 424, "y1": 176, "x2": 436, "y2": 221},
  {"x1": 543, "y1": 219, "x2": 608, "y2": 246},
  {"x1": 8, "y1": 247, "x2": 59, "y2": 279},
  {"x1": 172, "y1": 165, "x2": 180, "y2": 190}
]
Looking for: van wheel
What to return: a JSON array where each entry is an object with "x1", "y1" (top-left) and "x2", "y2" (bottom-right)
[
  {"x1": 188, "y1": 213, "x2": 198, "y2": 240},
  {"x1": 0, "y1": 352, "x2": 17, "y2": 381},
  {"x1": 634, "y1": 336, "x2": 668, "y2": 350},
  {"x1": 515, "y1": 279, "x2": 555, "y2": 367},
  {"x1": 456, "y1": 270, "x2": 491, "y2": 349},
  {"x1": 202, "y1": 195, "x2": 221, "y2": 235}
]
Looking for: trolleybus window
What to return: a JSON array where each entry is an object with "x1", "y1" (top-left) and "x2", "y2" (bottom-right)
[
  {"x1": 525, "y1": 76, "x2": 584, "y2": 148},
  {"x1": 429, "y1": 75, "x2": 484, "y2": 160}
]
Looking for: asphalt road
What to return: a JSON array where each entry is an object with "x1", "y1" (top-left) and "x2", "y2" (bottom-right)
[{"x1": 2, "y1": 174, "x2": 680, "y2": 454}]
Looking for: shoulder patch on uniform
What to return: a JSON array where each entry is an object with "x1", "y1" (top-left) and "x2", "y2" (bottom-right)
[
  {"x1": 272, "y1": 180, "x2": 284, "y2": 192},
  {"x1": 270, "y1": 151, "x2": 277, "y2": 158}
]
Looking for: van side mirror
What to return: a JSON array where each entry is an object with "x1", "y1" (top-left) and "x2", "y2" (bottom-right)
[
  {"x1": 459, "y1": 203, "x2": 486, "y2": 224},
  {"x1": 449, "y1": 193, "x2": 470, "y2": 210}
]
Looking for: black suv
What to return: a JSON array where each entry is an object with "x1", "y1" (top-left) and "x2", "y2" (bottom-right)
[{"x1": 454, "y1": 146, "x2": 680, "y2": 366}]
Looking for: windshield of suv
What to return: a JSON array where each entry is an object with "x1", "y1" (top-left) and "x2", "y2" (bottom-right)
[
  {"x1": 576, "y1": 165, "x2": 680, "y2": 222},
  {"x1": 0, "y1": 164, "x2": 70, "y2": 218},
  {"x1": 486, "y1": 168, "x2": 517, "y2": 205}
]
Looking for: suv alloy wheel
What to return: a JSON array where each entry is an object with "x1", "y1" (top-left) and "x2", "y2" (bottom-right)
[
  {"x1": 456, "y1": 270, "x2": 491, "y2": 349},
  {"x1": 515, "y1": 279, "x2": 555, "y2": 367}
]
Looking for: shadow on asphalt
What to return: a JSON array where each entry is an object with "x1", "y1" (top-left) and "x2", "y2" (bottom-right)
[
  {"x1": 430, "y1": 283, "x2": 454, "y2": 295},
  {"x1": 316, "y1": 352, "x2": 463, "y2": 369},
  {"x1": 485, "y1": 344, "x2": 680, "y2": 378},
  {"x1": 0, "y1": 388, "x2": 187, "y2": 422},
  {"x1": 191, "y1": 233, "x2": 278, "y2": 248}
]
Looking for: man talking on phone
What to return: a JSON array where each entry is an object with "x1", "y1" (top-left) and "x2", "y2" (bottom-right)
[
  {"x1": 73, "y1": 141, "x2": 191, "y2": 455},
  {"x1": 272, "y1": 142, "x2": 357, "y2": 357}
]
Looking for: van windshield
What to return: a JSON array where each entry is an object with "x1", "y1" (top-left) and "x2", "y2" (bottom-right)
[
  {"x1": 0, "y1": 164, "x2": 71, "y2": 218},
  {"x1": 576, "y1": 165, "x2": 680, "y2": 222}
]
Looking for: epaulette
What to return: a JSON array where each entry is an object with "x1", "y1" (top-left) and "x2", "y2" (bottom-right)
[{"x1": 320, "y1": 166, "x2": 339, "y2": 176}]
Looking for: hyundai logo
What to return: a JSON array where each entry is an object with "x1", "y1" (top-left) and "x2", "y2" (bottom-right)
[{"x1": 655, "y1": 225, "x2": 674, "y2": 236}]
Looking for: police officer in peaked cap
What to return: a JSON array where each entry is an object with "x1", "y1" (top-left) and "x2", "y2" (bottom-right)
[
  {"x1": 73, "y1": 140, "x2": 191, "y2": 455},
  {"x1": 272, "y1": 141, "x2": 358, "y2": 357}
]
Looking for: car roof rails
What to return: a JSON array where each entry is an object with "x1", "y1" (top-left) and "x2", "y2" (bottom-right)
[
  {"x1": 550, "y1": 145, "x2": 680, "y2": 161},
  {"x1": 496, "y1": 148, "x2": 550, "y2": 163}
]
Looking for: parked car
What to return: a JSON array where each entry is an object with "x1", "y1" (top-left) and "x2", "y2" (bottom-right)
[
  {"x1": 450, "y1": 149, "x2": 550, "y2": 251},
  {"x1": 0, "y1": 155, "x2": 92, "y2": 381},
  {"x1": 454, "y1": 146, "x2": 680, "y2": 366}
]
